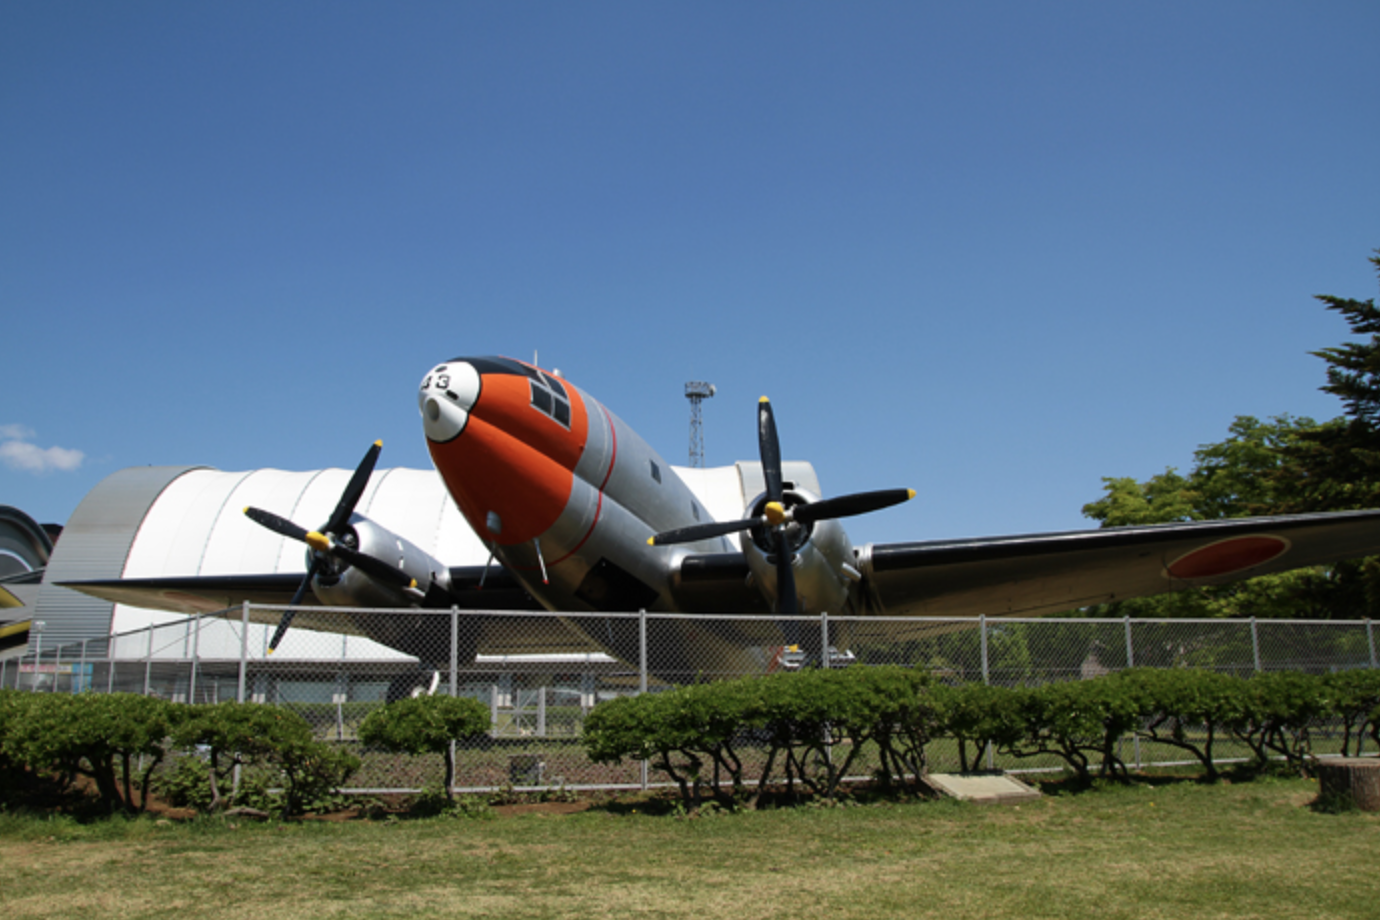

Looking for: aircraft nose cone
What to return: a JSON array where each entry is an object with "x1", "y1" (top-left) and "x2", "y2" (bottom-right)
[{"x1": 419, "y1": 361, "x2": 481, "y2": 443}]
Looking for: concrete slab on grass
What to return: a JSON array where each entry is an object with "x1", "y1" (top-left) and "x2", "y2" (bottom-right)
[{"x1": 924, "y1": 772, "x2": 1042, "y2": 805}]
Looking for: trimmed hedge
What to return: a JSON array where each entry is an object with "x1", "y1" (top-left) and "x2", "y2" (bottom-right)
[
  {"x1": 0, "y1": 693, "x2": 358, "y2": 817},
  {"x1": 4, "y1": 666, "x2": 1378, "y2": 816},
  {"x1": 582, "y1": 665, "x2": 1380, "y2": 809},
  {"x1": 358, "y1": 695, "x2": 491, "y2": 798},
  {"x1": 170, "y1": 701, "x2": 359, "y2": 815},
  {"x1": 3, "y1": 691, "x2": 176, "y2": 814}
]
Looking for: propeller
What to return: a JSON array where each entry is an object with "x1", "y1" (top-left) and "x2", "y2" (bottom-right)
[
  {"x1": 243, "y1": 440, "x2": 419, "y2": 653},
  {"x1": 649, "y1": 397, "x2": 914, "y2": 618}
]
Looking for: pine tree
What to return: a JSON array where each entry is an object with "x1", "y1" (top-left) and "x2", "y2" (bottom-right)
[
  {"x1": 1266, "y1": 250, "x2": 1380, "y2": 617},
  {"x1": 1276, "y1": 250, "x2": 1380, "y2": 513}
]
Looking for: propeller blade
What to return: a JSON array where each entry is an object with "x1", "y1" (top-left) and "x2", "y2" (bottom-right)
[
  {"x1": 244, "y1": 506, "x2": 311, "y2": 543},
  {"x1": 760, "y1": 399, "x2": 797, "y2": 620},
  {"x1": 325, "y1": 440, "x2": 382, "y2": 535},
  {"x1": 268, "y1": 556, "x2": 320, "y2": 654},
  {"x1": 648, "y1": 518, "x2": 761, "y2": 546},
  {"x1": 792, "y1": 488, "x2": 916, "y2": 525},
  {"x1": 758, "y1": 397, "x2": 784, "y2": 504}
]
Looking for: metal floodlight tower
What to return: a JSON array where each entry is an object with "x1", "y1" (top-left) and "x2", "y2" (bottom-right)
[{"x1": 685, "y1": 381, "x2": 716, "y2": 467}]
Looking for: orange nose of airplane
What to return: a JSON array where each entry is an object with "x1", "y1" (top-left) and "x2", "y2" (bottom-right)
[{"x1": 420, "y1": 357, "x2": 587, "y2": 546}]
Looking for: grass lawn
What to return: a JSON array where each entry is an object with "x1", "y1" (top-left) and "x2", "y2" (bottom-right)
[{"x1": 1, "y1": 775, "x2": 1376, "y2": 919}]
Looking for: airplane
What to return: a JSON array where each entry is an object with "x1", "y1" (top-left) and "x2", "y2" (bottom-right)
[{"x1": 63, "y1": 354, "x2": 1380, "y2": 680}]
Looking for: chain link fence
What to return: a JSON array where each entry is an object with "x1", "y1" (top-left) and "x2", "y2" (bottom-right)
[{"x1": 4, "y1": 606, "x2": 1377, "y2": 791}]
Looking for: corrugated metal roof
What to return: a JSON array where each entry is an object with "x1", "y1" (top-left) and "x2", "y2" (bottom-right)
[{"x1": 36, "y1": 466, "x2": 206, "y2": 651}]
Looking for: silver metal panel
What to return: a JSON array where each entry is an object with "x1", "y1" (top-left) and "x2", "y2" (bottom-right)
[{"x1": 35, "y1": 466, "x2": 207, "y2": 649}]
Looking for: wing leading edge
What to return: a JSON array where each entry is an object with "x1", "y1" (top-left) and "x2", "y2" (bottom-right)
[
  {"x1": 55, "y1": 568, "x2": 618, "y2": 658},
  {"x1": 852, "y1": 509, "x2": 1380, "y2": 619},
  {"x1": 59, "y1": 566, "x2": 539, "y2": 618}
]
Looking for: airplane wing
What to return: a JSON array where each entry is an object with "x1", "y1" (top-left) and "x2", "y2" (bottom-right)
[
  {"x1": 851, "y1": 509, "x2": 1380, "y2": 619},
  {"x1": 58, "y1": 566, "x2": 541, "y2": 617},
  {"x1": 56, "y1": 567, "x2": 619, "y2": 657},
  {"x1": 60, "y1": 509, "x2": 1380, "y2": 657}
]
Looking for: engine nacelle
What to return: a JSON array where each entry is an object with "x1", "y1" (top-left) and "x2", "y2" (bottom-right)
[
  {"x1": 311, "y1": 514, "x2": 453, "y2": 608},
  {"x1": 738, "y1": 487, "x2": 861, "y2": 616}
]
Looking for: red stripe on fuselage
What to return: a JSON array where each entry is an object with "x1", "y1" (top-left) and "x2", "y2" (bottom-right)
[{"x1": 548, "y1": 398, "x2": 619, "y2": 566}]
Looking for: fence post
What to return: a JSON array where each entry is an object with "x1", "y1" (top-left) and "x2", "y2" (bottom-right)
[
  {"x1": 189, "y1": 613, "x2": 202, "y2": 704},
  {"x1": 979, "y1": 614, "x2": 989, "y2": 684},
  {"x1": 1368, "y1": 619, "x2": 1376, "y2": 670},
  {"x1": 237, "y1": 601, "x2": 250, "y2": 704},
  {"x1": 449, "y1": 607, "x2": 459, "y2": 796},
  {"x1": 77, "y1": 639, "x2": 87, "y2": 694},
  {"x1": 1124, "y1": 616, "x2": 1141, "y2": 769},
  {"x1": 980, "y1": 615, "x2": 994, "y2": 769},
  {"x1": 32, "y1": 623, "x2": 44, "y2": 692},
  {"x1": 639, "y1": 608, "x2": 649, "y2": 792},
  {"x1": 1250, "y1": 617, "x2": 1262, "y2": 672},
  {"x1": 820, "y1": 611, "x2": 830, "y2": 669},
  {"x1": 450, "y1": 607, "x2": 459, "y2": 697},
  {"x1": 143, "y1": 625, "x2": 154, "y2": 696}
]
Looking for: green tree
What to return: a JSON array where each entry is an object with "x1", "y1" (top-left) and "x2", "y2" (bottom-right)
[
  {"x1": 1273, "y1": 252, "x2": 1380, "y2": 513},
  {"x1": 7, "y1": 693, "x2": 176, "y2": 815},
  {"x1": 1081, "y1": 468, "x2": 1198, "y2": 527},
  {"x1": 1083, "y1": 415, "x2": 1321, "y2": 529},
  {"x1": 170, "y1": 701, "x2": 318, "y2": 813},
  {"x1": 1266, "y1": 251, "x2": 1380, "y2": 615},
  {"x1": 358, "y1": 694, "x2": 490, "y2": 800}
]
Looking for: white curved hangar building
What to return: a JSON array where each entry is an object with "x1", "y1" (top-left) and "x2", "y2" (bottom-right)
[{"x1": 32, "y1": 465, "x2": 489, "y2": 655}]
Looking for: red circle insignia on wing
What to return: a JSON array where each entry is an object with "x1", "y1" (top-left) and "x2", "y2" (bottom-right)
[{"x1": 1164, "y1": 535, "x2": 1291, "y2": 580}]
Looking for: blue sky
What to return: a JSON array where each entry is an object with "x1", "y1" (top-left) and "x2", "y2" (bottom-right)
[{"x1": 3, "y1": 1, "x2": 1378, "y2": 548}]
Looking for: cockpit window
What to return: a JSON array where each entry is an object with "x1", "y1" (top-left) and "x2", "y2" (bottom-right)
[
  {"x1": 529, "y1": 376, "x2": 571, "y2": 428},
  {"x1": 463, "y1": 356, "x2": 531, "y2": 377},
  {"x1": 541, "y1": 371, "x2": 567, "y2": 400},
  {"x1": 452, "y1": 356, "x2": 570, "y2": 428}
]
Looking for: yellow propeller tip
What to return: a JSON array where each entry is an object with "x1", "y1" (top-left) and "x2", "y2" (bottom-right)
[
  {"x1": 907, "y1": 489, "x2": 917, "y2": 500},
  {"x1": 266, "y1": 647, "x2": 276, "y2": 656},
  {"x1": 759, "y1": 395, "x2": 770, "y2": 403},
  {"x1": 374, "y1": 439, "x2": 382, "y2": 447},
  {"x1": 646, "y1": 537, "x2": 657, "y2": 546},
  {"x1": 305, "y1": 531, "x2": 331, "y2": 552}
]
